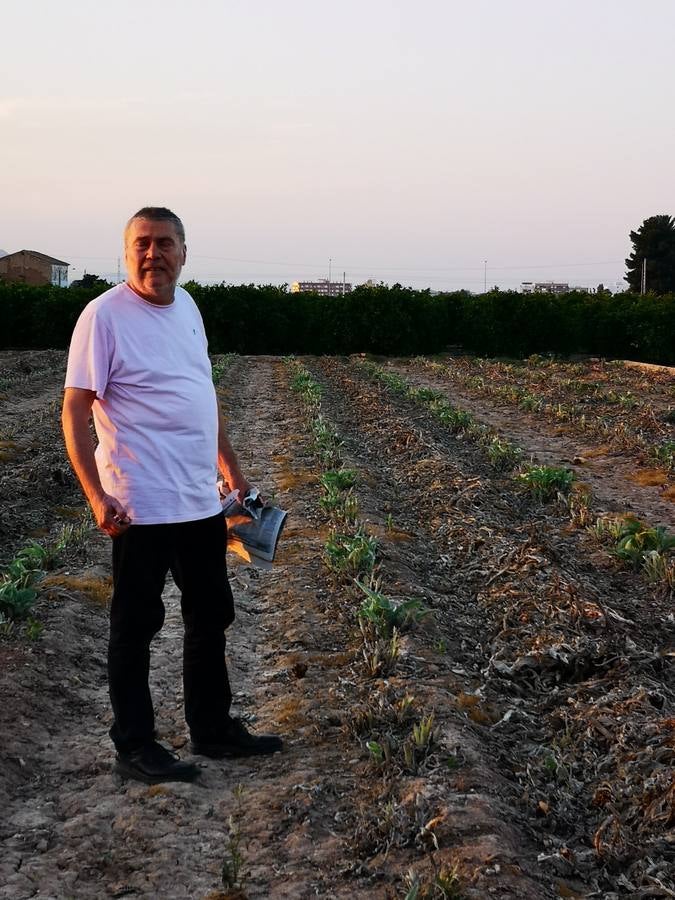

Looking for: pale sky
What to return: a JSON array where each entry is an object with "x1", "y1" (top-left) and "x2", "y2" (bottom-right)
[{"x1": 2, "y1": 0, "x2": 674, "y2": 291}]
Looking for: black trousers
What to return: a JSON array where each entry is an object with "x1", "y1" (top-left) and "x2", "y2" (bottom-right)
[{"x1": 108, "y1": 511, "x2": 235, "y2": 753}]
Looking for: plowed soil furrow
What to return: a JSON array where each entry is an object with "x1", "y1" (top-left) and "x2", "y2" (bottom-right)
[
  {"x1": 0, "y1": 354, "x2": 85, "y2": 564},
  {"x1": 305, "y1": 356, "x2": 674, "y2": 897},
  {"x1": 1, "y1": 354, "x2": 360, "y2": 900},
  {"x1": 388, "y1": 358, "x2": 675, "y2": 530},
  {"x1": 1, "y1": 351, "x2": 673, "y2": 899}
]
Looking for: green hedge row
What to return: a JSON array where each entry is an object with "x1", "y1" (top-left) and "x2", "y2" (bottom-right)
[{"x1": 1, "y1": 281, "x2": 673, "y2": 364}]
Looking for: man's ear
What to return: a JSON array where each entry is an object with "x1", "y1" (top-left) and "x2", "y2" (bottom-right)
[{"x1": 182, "y1": 244, "x2": 187, "y2": 264}]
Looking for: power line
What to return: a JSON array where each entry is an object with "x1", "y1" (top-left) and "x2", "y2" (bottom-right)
[{"x1": 66, "y1": 252, "x2": 624, "y2": 273}]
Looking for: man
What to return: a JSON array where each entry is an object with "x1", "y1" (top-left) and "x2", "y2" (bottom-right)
[{"x1": 62, "y1": 207, "x2": 282, "y2": 784}]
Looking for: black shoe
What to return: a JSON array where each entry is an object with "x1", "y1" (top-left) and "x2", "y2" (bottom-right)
[
  {"x1": 115, "y1": 741, "x2": 201, "y2": 784},
  {"x1": 191, "y1": 718, "x2": 283, "y2": 759}
]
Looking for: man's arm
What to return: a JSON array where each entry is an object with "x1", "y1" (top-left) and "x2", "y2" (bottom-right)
[
  {"x1": 61, "y1": 387, "x2": 131, "y2": 536},
  {"x1": 217, "y1": 406, "x2": 252, "y2": 499}
]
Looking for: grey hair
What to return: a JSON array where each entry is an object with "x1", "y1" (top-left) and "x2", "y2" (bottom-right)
[{"x1": 124, "y1": 207, "x2": 186, "y2": 244}]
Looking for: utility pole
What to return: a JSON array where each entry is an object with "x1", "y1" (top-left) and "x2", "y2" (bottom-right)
[
  {"x1": 641, "y1": 258, "x2": 647, "y2": 294},
  {"x1": 484, "y1": 260, "x2": 487, "y2": 293},
  {"x1": 342, "y1": 271, "x2": 346, "y2": 296},
  {"x1": 117, "y1": 257, "x2": 121, "y2": 284},
  {"x1": 328, "y1": 257, "x2": 332, "y2": 296}
]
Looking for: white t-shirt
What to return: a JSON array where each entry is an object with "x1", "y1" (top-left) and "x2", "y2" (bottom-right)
[{"x1": 65, "y1": 283, "x2": 222, "y2": 525}]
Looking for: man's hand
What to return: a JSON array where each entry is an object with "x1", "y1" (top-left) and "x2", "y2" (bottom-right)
[{"x1": 91, "y1": 492, "x2": 132, "y2": 537}]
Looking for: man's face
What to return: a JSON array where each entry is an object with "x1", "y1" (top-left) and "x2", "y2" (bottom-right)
[{"x1": 124, "y1": 217, "x2": 186, "y2": 304}]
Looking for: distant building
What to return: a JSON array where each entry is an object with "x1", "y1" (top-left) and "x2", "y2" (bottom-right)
[
  {"x1": 0, "y1": 250, "x2": 69, "y2": 287},
  {"x1": 521, "y1": 281, "x2": 570, "y2": 294},
  {"x1": 291, "y1": 279, "x2": 352, "y2": 296}
]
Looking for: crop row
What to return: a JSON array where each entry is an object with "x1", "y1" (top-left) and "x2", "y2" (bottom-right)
[
  {"x1": 321, "y1": 356, "x2": 675, "y2": 893},
  {"x1": 413, "y1": 356, "x2": 675, "y2": 471},
  {"x1": 358, "y1": 359, "x2": 674, "y2": 596},
  {"x1": 286, "y1": 357, "x2": 463, "y2": 897}
]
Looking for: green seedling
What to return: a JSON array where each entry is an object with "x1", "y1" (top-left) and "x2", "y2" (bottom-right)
[
  {"x1": 356, "y1": 579, "x2": 429, "y2": 636},
  {"x1": 430, "y1": 402, "x2": 474, "y2": 433},
  {"x1": 0, "y1": 582, "x2": 38, "y2": 620},
  {"x1": 412, "y1": 714, "x2": 435, "y2": 751},
  {"x1": 641, "y1": 550, "x2": 673, "y2": 587},
  {"x1": 310, "y1": 415, "x2": 342, "y2": 465},
  {"x1": 321, "y1": 486, "x2": 359, "y2": 522},
  {"x1": 319, "y1": 482, "x2": 343, "y2": 513},
  {"x1": 517, "y1": 464, "x2": 574, "y2": 502},
  {"x1": 380, "y1": 371, "x2": 409, "y2": 395},
  {"x1": 566, "y1": 484, "x2": 593, "y2": 528},
  {"x1": 221, "y1": 784, "x2": 247, "y2": 891},
  {"x1": 487, "y1": 437, "x2": 523, "y2": 471},
  {"x1": 519, "y1": 393, "x2": 542, "y2": 412},
  {"x1": 612, "y1": 517, "x2": 675, "y2": 569},
  {"x1": 0, "y1": 611, "x2": 15, "y2": 637},
  {"x1": 366, "y1": 738, "x2": 393, "y2": 770},
  {"x1": 211, "y1": 356, "x2": 235, "y2": 384},
  {"x1": 324, "y1": 529, "x2": 378, "y2": 577},
  {"x1": 588, "y1": 516, "x2": 624, "y2": 542},
  {"x1": 319, "y1": 468, "x2": 358, "y2": 492},
  {"x1": 14, "y1": 541, "x2": 49, "y2": 578},
  {"x1": 410, "y1": 386, "x2": 444, "y2": 404},
  {"x1": 361, "y1": 627, "x2": 401, "y2": 677},
  {"x1": 340, "y1": 493, "x2": 360, "y2": 523}
]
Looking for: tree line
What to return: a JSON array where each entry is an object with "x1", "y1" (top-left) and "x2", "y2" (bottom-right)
[{"x1": 1, "y1": 281, "x2": 673, "y2": 365}]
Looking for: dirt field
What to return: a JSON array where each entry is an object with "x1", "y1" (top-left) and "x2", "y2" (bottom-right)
[{"x1": 0, "y1": 352, "x2": 673, "y2": 899}]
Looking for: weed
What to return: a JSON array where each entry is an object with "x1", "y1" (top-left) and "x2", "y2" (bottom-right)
[
  {"x1": 517, "y1": 464, "x2": 574, "y2": 502},
  {"x1": 385, "y1": 512, "x2": 395, "y2": 531},
  {"x1": 24, "y1": 617, "x2": 43, "y2": 641},
  {"x1": 42, "y1": 573, "x2": 113, "y2": 606},
  {"x1": 652, "y1": 440, "x2": 675, "y2": 470}
]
